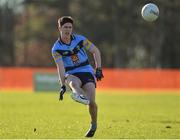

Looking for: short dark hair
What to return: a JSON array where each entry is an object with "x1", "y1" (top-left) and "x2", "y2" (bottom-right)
[{"x1": 58, "y1": 16, "x2": 74, "y2": 27}]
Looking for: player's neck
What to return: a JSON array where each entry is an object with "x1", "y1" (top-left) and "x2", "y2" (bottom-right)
[{"x1": 60, "y1": 35, "x2": 71, "y2": 44}]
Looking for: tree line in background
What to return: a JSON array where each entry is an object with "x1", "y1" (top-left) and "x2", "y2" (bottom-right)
[{"x1": 0, "y1": 0, "x2": 180, "y2": 68}]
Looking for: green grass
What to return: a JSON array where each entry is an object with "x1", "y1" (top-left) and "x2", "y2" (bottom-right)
[{"x1": 0, "y1": 90, "x2": 180, "y2": 139}]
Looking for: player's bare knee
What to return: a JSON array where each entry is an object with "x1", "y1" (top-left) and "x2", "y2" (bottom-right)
[{"x1": 69, "y1": 81, "x2": 79, "y2": 88}]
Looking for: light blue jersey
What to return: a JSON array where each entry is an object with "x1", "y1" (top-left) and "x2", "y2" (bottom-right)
[{"x1": 52, "y1": 34, "x2": 95, "y2": 75}]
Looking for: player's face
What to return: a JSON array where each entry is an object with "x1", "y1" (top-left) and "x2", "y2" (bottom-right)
[{"x1": 59, "y1": 23, "x2": 73, "y2": 37}]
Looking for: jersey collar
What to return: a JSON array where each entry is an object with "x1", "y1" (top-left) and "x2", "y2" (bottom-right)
[{"x1": 58, "y1": 34, "x2": 75, "y2": 46}]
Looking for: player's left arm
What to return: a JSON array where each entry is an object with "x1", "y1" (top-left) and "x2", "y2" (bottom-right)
[
  {"x1": 83, "y1": 39, "x2": 101, "y2": 68},
  {"x1": 83, "y1": 39, "x2": 104, "y2": 81}
]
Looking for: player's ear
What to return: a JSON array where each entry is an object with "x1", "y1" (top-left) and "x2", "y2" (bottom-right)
[{"x1": 58, "y1": 26, "x2": 61, "y2": 32}]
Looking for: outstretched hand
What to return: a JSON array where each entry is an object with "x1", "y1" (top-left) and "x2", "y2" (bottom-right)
[
  {"x1": 59, "y1": 85, "x2": 66, "y2": 101},
  {"x1": 95, "y1": 68, "x2": 104, "y2": 81}
]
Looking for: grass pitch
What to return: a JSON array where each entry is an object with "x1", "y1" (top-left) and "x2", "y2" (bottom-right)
[{"x1": 0, "y1": 90, "x2": 180, "y2": 139}]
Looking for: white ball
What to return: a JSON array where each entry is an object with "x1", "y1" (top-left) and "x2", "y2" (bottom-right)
[{"x1": 141, "y1": 3, "x2": 159, "y2": 22}]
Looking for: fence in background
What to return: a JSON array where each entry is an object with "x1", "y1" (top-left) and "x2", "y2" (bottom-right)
[{"x1": 0, "y1": 67, "x2": 180, "y2": 91}]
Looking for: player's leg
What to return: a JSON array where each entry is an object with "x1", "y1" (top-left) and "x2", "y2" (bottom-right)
[
  {"x1": 65, "y1": 75, "x2": 89, "y2": 105},
  {"x1": 65, "y1": 74, "x2": 83, "y2": 94},
  {"x1": 82, "y1": 82, "x2": 97, "y2": 137},
  {"x1": 83, "y1": 82, "x2": 97, "y2": 123}
]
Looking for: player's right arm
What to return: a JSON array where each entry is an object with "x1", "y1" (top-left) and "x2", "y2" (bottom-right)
[
  {"x1": 52, "y1": 51, "x2": 66, "y2": 86},
  {"x1": 52, "y1": 50, "x2": 67, "y2": 100},
  {"x1": 55, "y1": 60, "x2": 66, "y2": 86}
]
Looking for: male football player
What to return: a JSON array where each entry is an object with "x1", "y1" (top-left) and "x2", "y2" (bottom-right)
[{"x1": 52, "y1": 16, "x2": 103, "y2": 137}]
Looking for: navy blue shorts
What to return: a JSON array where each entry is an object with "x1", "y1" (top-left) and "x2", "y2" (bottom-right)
[{"x1": 72, "y1": 72, "x2": 96, "y2": 87}]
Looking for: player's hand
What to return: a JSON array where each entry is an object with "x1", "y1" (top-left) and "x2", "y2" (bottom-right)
[
  {"x1": 59, "y1": 85, "x2": 66, "y2": 101},
  {"x1": 95, "y1": 68, "x2": 104, "y2": 81}
]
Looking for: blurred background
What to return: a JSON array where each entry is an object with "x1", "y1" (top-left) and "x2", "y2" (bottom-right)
[{"x1": 0, "y1": 0, "x2": 180, "y2": 91}]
